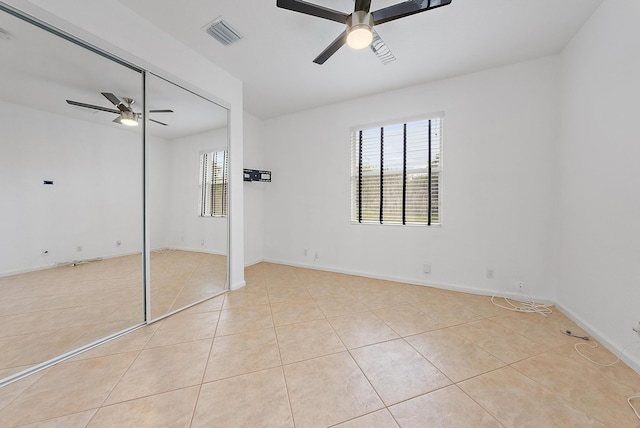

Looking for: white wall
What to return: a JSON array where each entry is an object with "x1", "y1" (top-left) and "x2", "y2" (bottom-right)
[
  {"x1": 263, "y1": 56, "x2": 560, "y2": 300},
  {"x1": 243, "y1": 112, "x2": 266, "y2": 266},
  {"x1": 9, "y1": 0, "x2": 246, "y2": 288},
  {"x1": 0, "y1": 100, "x2": 143, "y2": 275},
  {"x1": 557, "y1": 0, "x2": 640, "y2": 370}
]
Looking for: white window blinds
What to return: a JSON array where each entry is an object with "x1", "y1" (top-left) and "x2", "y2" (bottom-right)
[
  {"x1": 199, "y1": 150, "x2": 228, "y2": 217},
  {"x1": 351, "y1": 117, "x2": 441, "y2": 225}
]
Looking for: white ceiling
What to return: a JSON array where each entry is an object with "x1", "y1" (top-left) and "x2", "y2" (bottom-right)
[{"x1": 117, "y1": 0, "x2": 603, "y2": 119}]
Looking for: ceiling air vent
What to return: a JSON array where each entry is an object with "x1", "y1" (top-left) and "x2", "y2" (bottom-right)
[{"x1": 204, "y1": 17, "x2": 243, "y2": 46}]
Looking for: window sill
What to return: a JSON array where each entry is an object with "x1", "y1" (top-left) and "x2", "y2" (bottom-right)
[{"x1": 350, "y1": 221, "x2": 441, "y2": 228}]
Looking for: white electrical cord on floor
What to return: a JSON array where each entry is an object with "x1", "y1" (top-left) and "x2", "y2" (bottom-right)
[
  {"x1": 490, "y1": 289, "x2": 553, "y2": 317},
  {"x1": 628, "y1": 396, "x2": 640, "y2": 420},
  {"x1": 574, "y1": 341, "x2": 640, "y2": 367},
  {"x1": 574, "y1": 341, "x2": 640, "y2": 421}
]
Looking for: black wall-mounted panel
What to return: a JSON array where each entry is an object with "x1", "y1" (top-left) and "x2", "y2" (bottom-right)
[{"x1": 244, "y1": 169, "x2": 271, "y2": 182}]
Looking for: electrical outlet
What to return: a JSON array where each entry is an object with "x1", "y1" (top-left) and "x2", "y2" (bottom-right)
[
  {"x1": 116, "y1": 240, "x2": 122, "y2": 246},
  {"x1": 486, "y1": 269, "x2": 494, "y2": 279},
  {"x1": 515, "y1": 281, "x2": 525, "y2": 289},
  {"x1": 423, "y1": 264, "x2": 431, "y2": 274}
]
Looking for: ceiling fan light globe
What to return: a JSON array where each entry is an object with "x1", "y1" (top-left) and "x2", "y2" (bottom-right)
[
  {"x1": 347, "y1": 25, "x2": 373, "y2": 49},
  {"x1": 121, "y1": 118, "x2": 138, "y2": 126},
  {"x1": 120, "y1": 111, "x2": 139, "y2": 127}
]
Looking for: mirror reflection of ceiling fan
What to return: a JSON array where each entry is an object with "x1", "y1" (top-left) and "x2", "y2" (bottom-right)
[
  {"x1": 277, "y1": 0, "x2": 452, "y2": 65},
  {"x1": 66, "y1": 92, "x2": 173, "y2": 127}
]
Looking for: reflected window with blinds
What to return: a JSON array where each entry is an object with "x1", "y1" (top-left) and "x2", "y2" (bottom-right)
[
  {"x1": 351, "y1": 117, "x2": 442, "y2": 225},
  {"x1": 199, "y1": 150, "x2": 228, "y2": 217}
]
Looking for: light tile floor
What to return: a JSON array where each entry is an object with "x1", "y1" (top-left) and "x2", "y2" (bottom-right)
[{"x1": 1, "y1": 262, "x2": 639, "y2": 427}]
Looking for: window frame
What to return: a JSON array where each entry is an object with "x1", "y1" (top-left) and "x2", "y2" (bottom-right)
[
  {"x1": 350, "y1": 114, "x2": 443, "y2": 227},
  {"x1": 199, "y1": 149, "x2": 229, "y2": 218}
]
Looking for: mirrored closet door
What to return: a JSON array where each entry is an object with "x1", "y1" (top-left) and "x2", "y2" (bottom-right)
[
  {"x1": 146, "y1": 73, "x2": 229, "y2": 320},
  {"x1": 0, "y1": 7, "x2": 145, "y2": 381},
  {"x1": 0, "y1": 4, "x2": 230, "y2": 386}
]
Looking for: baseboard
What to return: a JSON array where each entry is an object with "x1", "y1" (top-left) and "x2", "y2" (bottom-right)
[
  {"x1": 555, "y1": 302, "x2": 640, "y2": 375},
  {"x1": 0, "y1": 251, "x2": 142, "y2": 278},
  {"x1": 230, "y1": 280, "x2": 246, "y2": 291},
  {"x1": 164, "y1": 246, "x2": 227, "y2": 256},
  {"x1": 0, "y1": 263, "x2": 55, "y2": 278},
  {"x1": 262, "y1": 257, "x2": 554, "y2": 303},
  {"x1": 244, "y1": 258, "x2": 263, "y2": 267}
]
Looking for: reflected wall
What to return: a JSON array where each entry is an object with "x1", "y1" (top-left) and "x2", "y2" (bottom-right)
[
  {"x1": 147, "y1": 74, "x2": 228, "y2": 320},
  {"x1": 0, "y1": 7, "x2": 144, "y2": 381}
]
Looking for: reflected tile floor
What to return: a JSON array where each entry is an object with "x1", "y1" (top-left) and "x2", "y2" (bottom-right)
[
  {"x1": 0, "y1": 251, "x2": 226, "y2": 380},
  {"x1": 1, "y1": 262, "x2": 640, "y2": 427}
]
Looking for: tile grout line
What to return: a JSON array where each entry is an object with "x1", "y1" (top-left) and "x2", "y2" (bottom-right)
[
  {"x1": 4, "y1": 262, "x2": 638, "y2": 426},
  {"x1": 199, "y1": 304, "x2": 223, "y2": 384},
  {"x1": 98, "y1": 316, "x2": 162, "y2": 405},
  {"x1": 506, "y1": 354, "x2": 612, "y2": 426},
  {"x1": 192, "y1": 289, "x2": 231, "y2": 427},
  {"x1": 82, "y1": 349, "x2": 144, "y2": 426},
  {"x1": 451, "y1": 381, "x2": 508, "y2": 428},
  {"x1": 318, "y1": 280, "x2": 391, "y2": 425},
  {"x1": 277, "y1": 268, "x2": 307, "y2": 427}
]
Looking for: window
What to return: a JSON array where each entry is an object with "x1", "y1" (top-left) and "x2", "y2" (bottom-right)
[
  {"x1": 351, "y1": 117, "x2": 441, "y2": 225},
  {"x1": 199, "y1": 150, "x2": 228, "y2": 217}
]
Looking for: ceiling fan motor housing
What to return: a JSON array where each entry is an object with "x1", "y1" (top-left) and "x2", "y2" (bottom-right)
[{"x1": 348, "y1": 10, "x2": 373, "y2": 29}]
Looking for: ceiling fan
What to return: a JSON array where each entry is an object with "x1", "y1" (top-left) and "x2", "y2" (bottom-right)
[
  {"x1": 66, "y1": 92, "x2": 173, "y2": 127},
  {"x1": 276, "y1": 0, "x2": 452, "y2": 64}
]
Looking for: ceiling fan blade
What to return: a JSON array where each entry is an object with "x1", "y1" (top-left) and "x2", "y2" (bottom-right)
[
  {"x1": 149, "y1": 109, "x2": 174, "y2": 113},
  {"x1": 313, "y1": 30, "x2": 348, "y2": 64},
  {"x1": 277, "y1": 0, "x2": 349, "y2": 24},
  {"x1": 355, "y1": 0, "x2": 372, "y2": 13},
  {"x1": 101, "y1": 92, "x2": 122, "y2": 106},
  {"x1": 149, "y1": 118, "x2": 168, "y2": 126},
  {"x1": 66, "y1": 100, "x2": 120, "y2": 114},
  {"x1": 372, "y1": 0, "x2": 452, "y2": 26},
  {"x1": 101, "y1": 92, "x2": 130, "y2": 112},
  {"x1": 370, "y1": 29, "x2": 396, "y2": 64}
]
